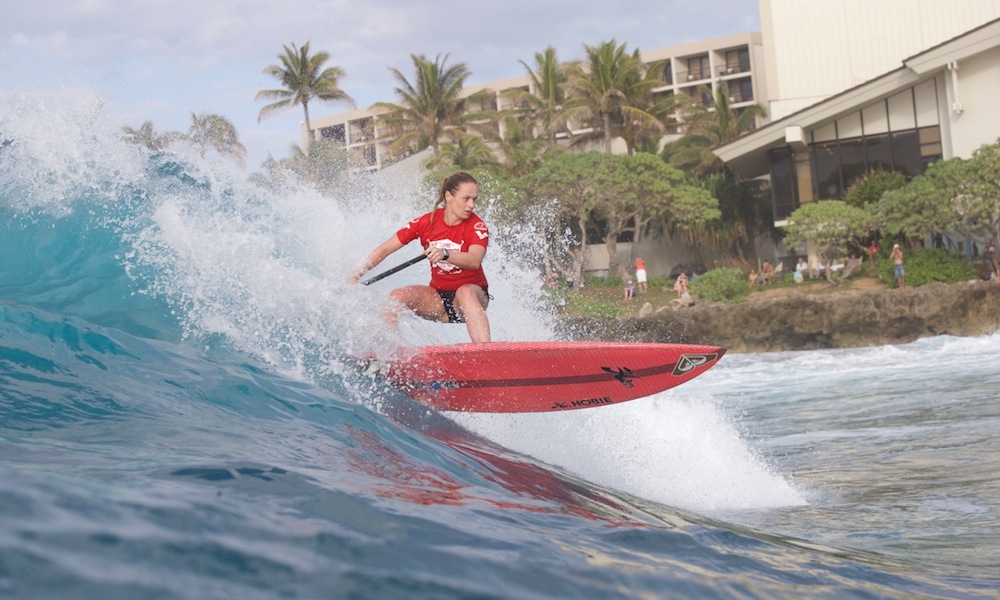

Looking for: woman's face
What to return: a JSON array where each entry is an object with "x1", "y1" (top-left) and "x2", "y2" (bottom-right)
[{"x1": 445, "y1": 182, "x2": 478, "y2": 221}]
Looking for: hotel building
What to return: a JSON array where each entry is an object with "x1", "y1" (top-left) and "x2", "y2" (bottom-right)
[
  {"x1": 305, "y1": 32, "x2": 768, "y2": 171},
  {"x1": 719, "y1": 1, "x2": 1000, "y2": 229}
]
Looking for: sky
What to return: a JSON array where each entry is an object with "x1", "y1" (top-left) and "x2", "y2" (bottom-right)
[{"x1": 2, "y1": 0, "x2": 760, "y2": 169}]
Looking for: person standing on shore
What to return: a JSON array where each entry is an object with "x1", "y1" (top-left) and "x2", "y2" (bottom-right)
[
  {"x1": 867, "y1": 240, "x2": 880, "y2": 268},
  {"x1": 891, "y1": 243, "x2": 906, "y2": 288},
  {"x1": 634, "y1": 256, "x2": 647, "y2": 294},
  {"x1": 985, "y1": 239, "x2": 998, "y2": 281}
]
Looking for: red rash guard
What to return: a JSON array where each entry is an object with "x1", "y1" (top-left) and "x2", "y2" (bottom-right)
[{"x1": 395, "y1": 208, "x2": 489, "y2": 291}]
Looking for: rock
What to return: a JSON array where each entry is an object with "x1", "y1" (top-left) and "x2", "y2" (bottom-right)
[
  {"x1": 638, "y1": 302, "x2": 653, "y2": 317},
  {"x1": 559, "y1": 281, "x2": 1000, "y2": 353}
]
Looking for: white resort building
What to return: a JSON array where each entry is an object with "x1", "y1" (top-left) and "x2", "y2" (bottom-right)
[
  {"x1": 307, "y1": 0, "x2": 1000, "y2": 276},
  {"x1": 720, "y1": 1, "x2": 1000, "y2": 225}
]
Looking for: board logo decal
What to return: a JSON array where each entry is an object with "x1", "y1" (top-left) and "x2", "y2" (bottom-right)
[
  {"x1": 550, "y1": 396, "x2": 614, "y2": 410},
  {"x1": 601, "y1": 366, "x2": 638, "y2": 388},
  {"x1": 672, "y1": 353, "x2": 720, "y2": 376}
]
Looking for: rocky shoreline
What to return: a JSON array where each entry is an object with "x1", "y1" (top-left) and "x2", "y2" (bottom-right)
[{"x1": 560, "y1": 280, "x2": 1000, "y2": 353}]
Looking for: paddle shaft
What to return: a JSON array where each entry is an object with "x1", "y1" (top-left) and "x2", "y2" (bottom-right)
[{"x1": 360, "y1": 253, "x2": 427, "y2": 286}]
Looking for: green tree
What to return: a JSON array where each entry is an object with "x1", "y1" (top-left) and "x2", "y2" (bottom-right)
[
  {"x1": 486, "y1": 113, "x2": 561, "y2": 178},
  {"x1": 503, "y1": 46, "x2": 582, "y2": 149},
  {"x1": 121, "y1": 120, "x2": 182, "y2": 151},
  {"x1": 784, "y1": 201, "x2": 873, "y2": 283},
  {"x1": 615, "y1": 67, "x2": 682, "y2": 157},
  {"x1": 878, "y1": 141, "x2": 1000, "y2": 252},
  {"x1": 374, "y1": 53, "x2": 494, "y2": 160},
  {"x1": 876, "y1": 156, "x2": 974, "y2": 246},
  {"x1": 187, "y1": 112, "x2": 247, "y2": 167},
  {"x1": 255, "y1": 41, "x2": 356, "y2": 145},
  {"x1": 843, "y1": 169, "x2": 908, "y2": 209},
  {"x1": 424, "y1": 134, "x2": 500, "y2": 172},
  {"x1": 964, "y1": 139, "x2": 1000, "y2": 244},
  {"x1": 660, "y1": 87, "x2": 771, "y2": 261},
  {"x1": 697, "y1": 171, "x2": 776, "y2": 263},
  {"x1": 251, "y1": 140, "x2": 360, "y2": 196},
  {"x1": 513, "y1": 157, "x2": 595, "y2": 287},
  {"x1": 518, "y1": 152, "x2": 719, "y2": 280},
  {"x1": 662, "y1": 85, "x2": 767, "y2": 177},
  {"x1": 566, "y1": 40, "x2": 666, "y2": 154}
]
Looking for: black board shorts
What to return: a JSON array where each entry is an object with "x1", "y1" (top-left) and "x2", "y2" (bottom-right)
[{"x1": 436, "y1": 287, "x2": 489, "y2": 323}]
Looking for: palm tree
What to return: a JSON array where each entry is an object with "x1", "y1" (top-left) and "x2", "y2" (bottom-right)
[
  {"x1": 489, "y1": 114, "x2": 557, "y2": 178},
  {"x1": 374, "y1": 53, "x2": 495, "y2": 160},
  {"x1": 121, "y1": 121, "x2": 181, "y2": 150},
  {"x1": 424, "y1": 134, "x2": 500, "y2": 172},
  {"x1": 661, "y1": 87, "x2": 773, "y2": 261},
  {"x1": 503, "y1": 46, "x2": 581, "y2": 149},
  {"x1": 566, "y1": 40, "x2": 666, "y2": 154},
  {"x1": 187, "y1": 112, "x2": 247, "y2": 167},
  {"x1": 255, "y1": 41, "x2": 356, "y2": 145},
  {"x1": 662, "y1": 85, "x2": 767, "y2": 176},
  {"x1": 252, "y1": 140, "x2": 359, "y2": 195}
]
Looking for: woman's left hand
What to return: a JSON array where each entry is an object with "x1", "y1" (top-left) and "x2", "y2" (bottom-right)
[{"x1": 426, "y1": 246, "x2": 448, "y2": 263}]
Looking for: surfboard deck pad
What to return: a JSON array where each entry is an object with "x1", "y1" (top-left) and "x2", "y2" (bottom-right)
[{"x1": 351, "y1": 341, "x2": 725, "y2": 413}]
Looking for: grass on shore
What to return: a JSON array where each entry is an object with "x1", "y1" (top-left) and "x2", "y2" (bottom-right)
[{"x1": 557, "y1": 270, "x2": 888, "y2": 319}]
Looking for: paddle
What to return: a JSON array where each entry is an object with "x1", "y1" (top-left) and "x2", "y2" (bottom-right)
[{"x1": 360, "y1": 253, "x2": 428, "y2": 286}]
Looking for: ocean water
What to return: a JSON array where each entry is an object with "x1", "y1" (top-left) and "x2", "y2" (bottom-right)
[{"x1": 2, "y1": 92, "x2": 999, "y2": 599}]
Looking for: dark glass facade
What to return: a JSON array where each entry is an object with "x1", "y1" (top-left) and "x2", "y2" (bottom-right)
[{"x1": 768, "y1": 80, "x2": 943, "y2": 221}]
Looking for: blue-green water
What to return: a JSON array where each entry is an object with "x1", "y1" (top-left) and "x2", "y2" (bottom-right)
[{"x1": 2, "y1": 92, "x2": 998, "y2": 599}]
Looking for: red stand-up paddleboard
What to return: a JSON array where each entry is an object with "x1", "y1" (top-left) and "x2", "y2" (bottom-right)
[{"x1": 356, "y1": 342, "x2": 726, "y2": 413}]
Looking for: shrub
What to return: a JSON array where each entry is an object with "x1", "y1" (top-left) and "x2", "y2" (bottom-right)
[
  {"x1": 843, "y1": 169, "x2": 908, "y2": 208},
  {"x1": 877, "y1": 247, "x2": 979, "y2": 287},
  {"x1": 689, "y1": 267, "x2": 750, "y2": 303}
]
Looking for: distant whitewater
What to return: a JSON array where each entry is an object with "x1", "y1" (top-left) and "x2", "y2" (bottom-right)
[{"x1": 2, "y1": 90, "x2": 997, "y2": 599}]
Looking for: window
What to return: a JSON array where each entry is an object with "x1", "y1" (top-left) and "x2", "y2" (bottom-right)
[
  {"x1": 662, "y1": 62, "x2": 673, "y2": 85},
  {"x1": 687, "y1": 55, "x2": 709, "y2": 80},
  {"x1": 724, "y1": 48, "x2": 750, "y2": 74},
  {"x1": 839, "y1": 138, "x2": 866, "y2": 191},
  {"x1": 919, "y1": 126, "x2": 942, "y2": 164},
  {"x1": 768, "y1": 82, "x2": 944, "y2": 216},
  {"x1": 360, "y1": 144, "x2": 377, "y2": 166},
  {"x1": 728, "y1": 78, "x2": 753, "y2": 102},
  {"x1": 890, "y1": 130, "x2": 921, "y2": 177},
  {"x1": 864, "y1": 133, "x2": 893, "y2": 172},
  {"x1": 769, "y1": 147, "x2": 798, "y2": 221},
  {"x1": 350, "y1": 118, "x2": 374, "y2": 143},
  {"x1": 320, "y1": 124, "x2": 346, "y2": 145},
  {"x1": 812, "y1": 142, "x2": 842, "y2": 199},
  {"x1": 727, "y1": 81, "x2": 742, "y2": 102}
]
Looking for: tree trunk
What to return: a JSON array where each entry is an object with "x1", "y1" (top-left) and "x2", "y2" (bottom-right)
[
  {"x1": 605, "y1": 236, "x2": 625, "y2": 279},
  {"x1": 603, "y1": 113, "x2": 613, "y2": 153},
  {"x1": 302, "y1": 102, "x2": 313, "y2": 151}
]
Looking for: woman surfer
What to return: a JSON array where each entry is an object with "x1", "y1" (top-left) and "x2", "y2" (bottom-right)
[{"x1": 350, "y1": 172, "x2": 491, "y2": 342}]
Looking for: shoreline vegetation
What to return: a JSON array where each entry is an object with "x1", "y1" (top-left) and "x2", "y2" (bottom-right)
[{"x1": 557, "y1": 276, "x2": 1000, "y2": 353}]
